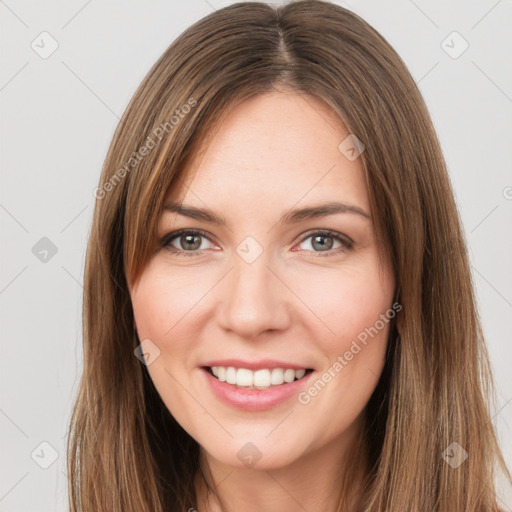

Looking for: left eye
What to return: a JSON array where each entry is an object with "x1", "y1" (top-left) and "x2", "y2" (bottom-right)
[
  {"x1": 161, "y1": 229, "x2": 353, "y2": 256},
  {"x1": 296, "y1": 231, "x2": 352, "y2": 253}
]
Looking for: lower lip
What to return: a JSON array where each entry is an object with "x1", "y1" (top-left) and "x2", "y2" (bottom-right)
[{"x1": 201, "y1": 368, "x2": 313, "y2": 411}]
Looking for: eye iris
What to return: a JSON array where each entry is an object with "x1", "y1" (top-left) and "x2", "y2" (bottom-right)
[
  {"x1": 172, "y1": 232, "x2": 341, "y2": 252},
  {"x1": 181, "y1": 234, "x2": 201, "y2": 250},
  {"x1": 312, "y1": 235, "x2": 333, "y2": 251}
]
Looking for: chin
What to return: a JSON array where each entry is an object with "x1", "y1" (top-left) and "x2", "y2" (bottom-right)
[{"x1": 199, "y1": 434, "x2": 310, "y2": 471}]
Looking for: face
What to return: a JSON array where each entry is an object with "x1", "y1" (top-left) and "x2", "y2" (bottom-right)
[{"x1": 129, "y1": 91, "x2": 395, "y2": 470}]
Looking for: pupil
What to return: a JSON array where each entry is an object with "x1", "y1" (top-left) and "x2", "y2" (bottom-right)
[
  {"x1": 312, "y1": 235, "x2": 332, "y2": 251},
  {"x1": 178, "y1": 234, "x2": 333, "y2": 252},
  {"x1": 182, "y1": 234, "x2": 200, "y2": 250}
]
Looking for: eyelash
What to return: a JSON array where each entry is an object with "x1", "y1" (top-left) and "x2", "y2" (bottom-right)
[{"x1": 161, "y1": 229, "x2": 354, "y2": 257}]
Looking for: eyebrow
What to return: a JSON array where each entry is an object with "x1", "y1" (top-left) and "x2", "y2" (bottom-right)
[{"x1": 163, "y1": 200, "x2": 371, "y2": 227}]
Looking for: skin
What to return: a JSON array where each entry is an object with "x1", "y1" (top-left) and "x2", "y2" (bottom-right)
[{"x1": 129, "y1": 90, "x2": 395, "y2": 512}]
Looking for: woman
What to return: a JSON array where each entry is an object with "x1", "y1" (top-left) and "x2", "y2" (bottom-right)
[{"x1": 67, "y1": 1, "x2": 511, "y2": 511}]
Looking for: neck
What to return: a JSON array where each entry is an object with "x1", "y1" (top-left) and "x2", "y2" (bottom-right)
[{"x1": 194, "y1": 414, "x2": 367, "y2": 512}]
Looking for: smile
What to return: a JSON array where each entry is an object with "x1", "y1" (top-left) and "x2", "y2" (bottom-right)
[
  {"x1": 202, "y1": 365, "x2": 315, "y2": 411},
  {"x1": 207, "y1": 366, "x2": 311, "y2": 389}
]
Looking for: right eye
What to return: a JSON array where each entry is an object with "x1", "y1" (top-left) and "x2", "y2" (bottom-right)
[{"x1": 162, "y1": 229, "x2": 216, "y2": 256}]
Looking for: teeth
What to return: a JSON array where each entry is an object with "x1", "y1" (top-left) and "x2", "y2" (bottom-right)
[
  {"x1": 254, "y1": 369, "x2": 270, "y2": 387},
  {"x1": 283, "y1": 369, "x2": 295, "y2": 383},
  {"x1": 209, "y1": 366, "x2": 308, "y2": 389},
  {"x1": 271, "y1": 368, "x2": 284, "y2": 385},
  {"x1": 236, "y1": 368, "x2": 253, "y2": 387},
  {"x1": 226, "y1": 367, "x2": 237, "y2": 385},
  {"x1": 295, "y1": 369, "x2": 306, "y2": 379}
]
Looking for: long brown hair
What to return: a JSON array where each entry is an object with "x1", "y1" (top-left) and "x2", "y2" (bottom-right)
[{"x1": 67, "y1": 1, "x2": 511, "y2": 510}]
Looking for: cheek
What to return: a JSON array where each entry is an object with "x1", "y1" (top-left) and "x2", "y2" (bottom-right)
[
  {"x1": 303, "y1": 262, "x2": 394, "y2": 411},
  {"x1": 131, "y1": 265, "x2": 211, "y2": 346},
  {"x1": 291, "y1": 257, "x2": 395, "y2": 419},
  {"x1": 130, "y1": 267, "x2": 209, "y2": 431},
  {"x1": 292, "y1": 261, "x2": 394, "y2": 350}
]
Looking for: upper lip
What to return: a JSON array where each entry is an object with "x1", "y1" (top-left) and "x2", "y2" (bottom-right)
[{"x1": 201, "y1": 359, "x2": 311, "y2": 371}]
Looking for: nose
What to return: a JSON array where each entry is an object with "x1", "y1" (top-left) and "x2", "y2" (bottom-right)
[{"x1": 216, "y1": 250, "x2": 291, "y2": 339}]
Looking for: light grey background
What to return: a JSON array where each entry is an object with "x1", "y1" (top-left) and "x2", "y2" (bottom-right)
[{"x1": 1, "y1": 1, "x2": 511, "y2": 510}]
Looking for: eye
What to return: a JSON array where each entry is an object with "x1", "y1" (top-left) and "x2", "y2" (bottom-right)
[
  {"x1": 162, "y1": 229, "x2": 216, "y2": 256},
  {"x1": 161, "y1": 228, "x2": 354, "y2": 257},
  {"x1": 294, "y1": 230, "x2": 354, "y2": 256}
]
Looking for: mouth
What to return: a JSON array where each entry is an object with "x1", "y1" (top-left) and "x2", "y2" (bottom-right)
[{"x1": 202, "y1": 365, "x2": 314, "y2": 390}]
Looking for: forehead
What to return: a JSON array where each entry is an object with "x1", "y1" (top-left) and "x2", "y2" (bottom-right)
[{"x1": 167, "y1": 91, "x2": 369, "y2": 214}]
